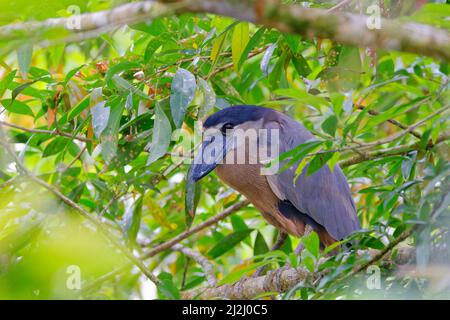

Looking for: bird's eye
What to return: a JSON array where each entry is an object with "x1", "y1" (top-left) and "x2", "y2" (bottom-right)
[{"x1": 221, "y1": 123, "x2": 234, "y2": 135}]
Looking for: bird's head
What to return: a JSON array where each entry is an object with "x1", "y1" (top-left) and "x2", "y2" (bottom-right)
[{"x1": 188, "y1": 105, "x2": 275, "y2": 182}]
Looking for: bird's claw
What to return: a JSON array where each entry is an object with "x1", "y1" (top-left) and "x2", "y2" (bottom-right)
[
  {"x1": 234, "y1": 274, "x2": 252, "y2": 298},
  {"x1": 262, "y1": 264, "x2": 292, "y2": 293},
  {"x1": 252, "y1": 265, "x2": 268, "y2": 277}
]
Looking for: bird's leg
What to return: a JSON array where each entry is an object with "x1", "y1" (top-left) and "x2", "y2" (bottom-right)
[
  {"x1": 253, "y1": 231, "x2": 288, "y2": 277},
  {"x1": 294, "y1": 225, "x2": 313, "y2": 256},
  {"x1": 271, "y1": 231, "x2": 289, "y2": 251}
]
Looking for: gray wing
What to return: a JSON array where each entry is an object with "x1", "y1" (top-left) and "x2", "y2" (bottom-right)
[{"x1": 265, "y1": 114, "x2": 360, "y2": 240}]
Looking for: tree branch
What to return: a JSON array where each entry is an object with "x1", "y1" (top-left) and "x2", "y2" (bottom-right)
[
  {"x1": 0, "y1": 120, "x2": 92, "y2": 142},
  {"x1": 0, "y1": 0, "x2": 448, "y2": 61},
  {"x1": 309, "y1": 105, "x2": 449, "y2": 159},
  {"x1": 142, "y1": 200, "x2": 250, "y2": 259},
  {"x1": 339, "y1": 130, "x2": 450, "y2": 168},
  {"x1": 187, "y1": 182, "x2": 449, "y2": 300},
  {"x1": 182, "y1": 246, "x2": 415, "y2": 299},
  {"x1": 356, "y1": 106, "x2": 422, "y2": 140},
  {"x1": 172, "y1": 244, "x2": 217, "y2": 286}
]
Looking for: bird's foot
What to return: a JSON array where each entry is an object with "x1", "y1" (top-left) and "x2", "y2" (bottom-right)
[
  {"x1": 233, "y1": 273, "x2": 254, "y2": 298},
  {"x1": 252, "y1": 265, "x2": 267, "y2": 277},
  {"x1": 262, "y1": 265, "x2": 292, "y2": 293}
]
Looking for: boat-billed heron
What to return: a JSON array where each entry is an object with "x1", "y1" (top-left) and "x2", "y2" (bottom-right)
[{"x1": 188, "y1": 105, "x2": 360, "y2": 248}]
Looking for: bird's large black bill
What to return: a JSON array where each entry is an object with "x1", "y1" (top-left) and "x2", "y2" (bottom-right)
[{"x1": 188, "y1": 134, "x2": 228, "y2": 183}]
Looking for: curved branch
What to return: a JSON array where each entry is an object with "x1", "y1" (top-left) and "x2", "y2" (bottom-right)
[
  {"x1": 0, "y1": 0, "x2": 448, "y2": 61},
  {"x1": 142, "y1": 200, "x2": 250, "y2": 259},
  {"x1": 173, "y1": 244, "x2": 217, "y2": 286}
]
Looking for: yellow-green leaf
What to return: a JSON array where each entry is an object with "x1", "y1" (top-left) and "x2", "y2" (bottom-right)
[
  {"x1": 210, "y1": 32, "x2": 227, "y2": 63},
  {"x1": 231, "y1": 22, "x2": 249, "y2": 71},
  {"x1": 327, "y1": 152, "x2": 340, "y2": 172}
]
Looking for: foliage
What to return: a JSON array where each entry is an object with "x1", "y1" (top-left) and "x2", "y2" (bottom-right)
[{"x1": 0, "y1": 0, "x2": 449, "y2": 300}]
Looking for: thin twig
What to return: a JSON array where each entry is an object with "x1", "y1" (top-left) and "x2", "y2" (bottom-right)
[
  {"x1": 339, "y1": 130, "x2": 450, "y2": 167},
  {"x1": 357, "y1": 105, "x2": 422, "y2": 140},
  {"x1": 0, "y1": 121, "x2": 91, "y2": 142},
  {"x1": 311, "y1": 105, "x2": 450, "y2": 158},
  {"x1": 327, "y1": 0, "x2": 353, "y2": 13},
  {"x1": 62, "y1": 145, "x2": 87, "y2": 173},
  {"x1": 173, "y1": 244, "x2": 217, "y2": 286},
  {"x1": 142, "y1": 200, "x2": 250, "y2": 259},
  {"x1": 206, "y1": 46, "x2": 267, "y2": 79}
]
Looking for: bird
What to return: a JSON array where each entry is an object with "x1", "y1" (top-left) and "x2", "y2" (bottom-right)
[{"x1": 188, "y1": 105, "x2": 360, "y2": 250}]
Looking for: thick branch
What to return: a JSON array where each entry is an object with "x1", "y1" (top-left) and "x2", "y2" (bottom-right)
[
  {"x1": 0, "y1": 1, "x2": 448, "y2": 61},
  {"x1": 182, "y1": 246, "x2": 415, "y2": 299}
]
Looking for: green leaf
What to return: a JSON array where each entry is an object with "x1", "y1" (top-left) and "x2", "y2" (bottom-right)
[
  {"x1": 292, "y1": 53, "x2": 311, "y2": 77},
  {"x1": 101, "y1": 97, "x2": 125, "y2": 163},
  {"x1": 302, "y1": 232, "x2": 320, "y2": 258},
  {"x1": 43, "y1": 137, "x2": 66, "y2": 157},
  {"x1": 321, "y1": 115, "x2": 338, "y2": 137},
  {"x1": 269, "y1": 50, "x2": 288, "y2": 89},
  {"x1": 276, "y1": 140, "x2": 324, "y2": 173},
  {"x1": 157, "y1": 272, "x2": 180, "y2": 300},
  {"x1": 2, "y1": 99, "x2": 34, "y2": 117},
  {"x1": 111, "y1": 75, "x2": 148, "y2": 100},
  {"x1": 144, "y1": 40, "x2": 163, "y2": 62},
  {"x1": 230, "y1": 215, "x2": 249, "y2": 231},
  {"x1": 89, "y1": 87, "x2": 111, "y2": 139},
  {"x1": 409, "y1": 3, "x2": 450, "y2": 29},
  {"x1": 207, "y1": 229, "x2": 253, "y2": 258},
  {"x1": 110, "y1": 137, "x2": 148, "y2": 169},
  {"x1": 254, "y1": 232, "x2": 269, "y2": 256},
  {"x1": 0, "y1": 219, "x2": 42, "y2": 255},
  {"x1": 307, "y1": 152, "x2": 334, "y2": 176},
  {"x1": 10, "y1": 76, "x2": 49, "y2": 104},
  {"x1": 0, "y1": 70, "x2": 16, "y2": 97},
  {"x1": 363, "y1": 236, "x2": 385, "y2": 250},
  {"x1": 64, "y1": 65, "x2": 85, "y2": 85},
  {"x1": 197, "y1": 78, "x2": 216, "y2": 119},
  {"x1": 274, "y1": 88, "x2": 330, "y2": 109},
  {"x1": 146, "y1": 103, "x2": 171, "y2": 165},
  {"x1": 91, "y1": 101, "x2": 109, "y2": 139},
  {"x1": 170, "y1": 68, "x2": 196, "y2": 128},
  {"x1": 231, "y1": 22, "x2": 249, "y2": 72},
  {"x1": 17, "y1": 44, "x2": 33, "y2": 79},
  {"x1": 237, "y1": 27, "x2": 265, "y2": 69},
  {"x1": 302, "y1": 254, "x2": 315, "y2": 273},
  {"x1": 283, "y1": 33, "x2": 301, "y2": 53},
  {"x1": 344, "y1": 105, "x2": 369, "y2": 137},
  {"x1": 210, "y1": 32, "x2": 227, "y2": 64},
  {"x1": 121, "y1": 196, "x2": 143, "y2": 244},
  {"x1": 68, "y1": 96, "x2": 90, "y2": 122},
  {"x1": 327, "y1": 152, "x2": 340, "y2": 172},
  {"x1": 260, "y1": 43, "x2": 276, "y2": 76},
  {"x1": 105, "y1": 61, "x2": 140, "y2": 87},
  {"x1": 185, "y1": 168, "x2": 202, "y2": 228}
]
